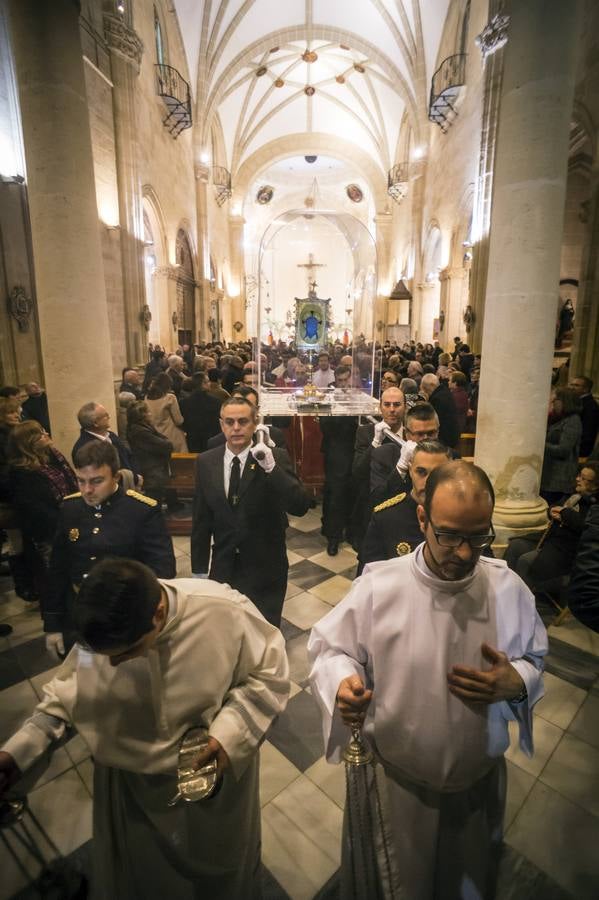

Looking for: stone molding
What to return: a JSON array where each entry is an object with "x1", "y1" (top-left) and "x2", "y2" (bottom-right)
[
  {"x1": 475, "y1": 14, "x2": 510, "y2": 60},
  {"x1": 194, "y1": 164, "x2": 210, "y2": 183},
  {"x1": 103, "y1": 14, "x2": 144, "y2": 73}
]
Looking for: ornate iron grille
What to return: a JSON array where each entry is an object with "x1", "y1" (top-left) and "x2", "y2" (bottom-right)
[
  {"x1": 428, "y1": 54, "x2": 467, "y2": 132},
  {"x1": 155, "y1": 64, "x2": 192, "y2": 138}
]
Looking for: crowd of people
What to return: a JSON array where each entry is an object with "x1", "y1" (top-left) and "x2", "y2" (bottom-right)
[{"x1": 0, "y1": 334, "x2": 598, "y2": 898}]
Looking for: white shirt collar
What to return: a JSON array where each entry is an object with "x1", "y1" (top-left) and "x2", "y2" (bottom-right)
[{"x1": 224, "y1": 443, "x2": 252, "y2": 468}]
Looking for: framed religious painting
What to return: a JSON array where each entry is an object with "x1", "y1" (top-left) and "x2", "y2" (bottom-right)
[{"x1": 294, "y1": 294, "x2": 330, "y2": 350}]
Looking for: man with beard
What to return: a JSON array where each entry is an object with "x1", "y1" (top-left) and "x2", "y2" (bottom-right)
[{"x1": 309, "y1": 461, "x2": 547, "y2": 900}]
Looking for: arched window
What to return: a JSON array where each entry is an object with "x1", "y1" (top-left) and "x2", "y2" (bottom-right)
[{"x1": 154, "y1": 7, "x2": 165, "y2": 65}]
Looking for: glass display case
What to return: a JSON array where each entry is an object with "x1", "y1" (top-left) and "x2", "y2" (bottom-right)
[{"x1": 252, "y1": 209, "x2": 379, "y2": 417}]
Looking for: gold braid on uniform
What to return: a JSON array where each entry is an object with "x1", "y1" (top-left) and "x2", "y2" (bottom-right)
[
  {"x1": 63, "y1": 492, "x2": 82, "y2": 500},
  {"x1": 126, "y1": 489, "x2": 158, "y2": 507},
  {"x1": 373, "y1": 492, "x2": 406, "y2": 513}
]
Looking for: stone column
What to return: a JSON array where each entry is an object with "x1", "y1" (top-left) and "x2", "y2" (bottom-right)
[
  {"x1": 228, "y1": 213, "x2": 246, "y2": 339},
  {"x1": 8, "y1": 0, "x2": 116, "y2": 453},
  {"x1": 440, "y1": 267, "x2": 469, "y2": 344},
  {"x1": 103, "y1": 13, "x2": 146, "y2": 365},
  {"x1": 195, "y1": 163, "x2": 210, "y2": 341},
  {"x1": 374, "y1": 210, "x2": 393, "y2": 339},
  {"x1": 569, "y1": 171, "x2": 599, "y2": 387},
  {"x1": 474, "y1": 0, "x2": 582, "y2": 544},
  {"x1": 468, "y1": 4, "x2": 510, "y2": 354}
]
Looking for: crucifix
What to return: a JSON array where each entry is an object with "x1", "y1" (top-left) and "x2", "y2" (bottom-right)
[{"x1": 297, "y1": 252, "x2": 326, "y2": 291}]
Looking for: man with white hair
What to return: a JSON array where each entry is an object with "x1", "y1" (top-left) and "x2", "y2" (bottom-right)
[
  {"x1": 72, "y1": 401, "x2": 142, "y2": 488},
  {"x1": 166, "y1": 354, "x2": 186, "y2": 397}
]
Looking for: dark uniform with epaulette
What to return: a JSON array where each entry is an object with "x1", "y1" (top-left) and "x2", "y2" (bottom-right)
[
  {"x1": 43, "y1": 487, "x2": 176, "y2": 634},
  {"x1": 360, "y1": 491, "x2": 422, "y2": 567}
]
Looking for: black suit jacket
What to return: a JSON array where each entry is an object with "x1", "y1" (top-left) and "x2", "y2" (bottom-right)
[
  {"x1": 567, "y1": 504, "x2": 599, "y2": 632},
  {"x1": 179, "y1": 390, "x2": 222, "y2": 452},
  {"x1": 429, "y1": 384, "x2": 460, "y2": 448},
  {"x1": 580, "y1": 394, "x2": 599, "y2": 456},
  {"x1": 191, "y1": 446, "x2": 310, "y2": 591},
  {"x1": 72, "y1": 429, "x2": 140, "y2": 478}
]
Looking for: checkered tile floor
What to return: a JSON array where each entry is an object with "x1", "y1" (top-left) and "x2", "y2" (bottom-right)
[{"x1": 2, "y1": 506, "x2": 599, "y2": 898}]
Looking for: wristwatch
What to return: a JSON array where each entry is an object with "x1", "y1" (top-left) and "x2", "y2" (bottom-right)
[{"x1": 511, "y1": 683, "x2": 528, "y2": 704}]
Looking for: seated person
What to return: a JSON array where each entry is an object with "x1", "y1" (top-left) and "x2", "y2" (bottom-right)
[
  {"x1": 504, "y1": 462, "x2": 599, "y2": 592},
  {"x1": 567, "y1": 504, "x2": 599, "y2": 631}
]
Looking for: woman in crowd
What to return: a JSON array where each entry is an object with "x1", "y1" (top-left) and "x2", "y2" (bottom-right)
[
  {"x1": 541, "y1": 386, "x2": 583, "y2": 504},
  {"x1": 378, "y1": 369, "x2": 400, "y2": 398},
  {"x1": 145, "y1": 372, "x2": 188, "y2": 452},
  {"x1": 449, "y1": 371, "x2": 470, "y2": 436},
  {"x1": 126, "y1": 401, "x2": 174, "y2": 508},
  {"x1": 0, "y1": 397, "x2": 40, "y2": 601},
  {"x1": 7, "y1": 420, "x2": 78, "y2": 574}
]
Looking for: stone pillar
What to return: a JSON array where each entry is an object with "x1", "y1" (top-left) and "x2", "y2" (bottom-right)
[
  {"x1": 374, "y1": 210, "x2": 393, "y2": 340},
  {"x1": 440, "y1": 267, "x2": 469, "y2": 345},
  {"x1": 469, "y1": 4, "x2": 510, "y2": 354},
  {"x1": 103, "y1": 13, "x2": 146, "y2": 365},
  {"x1": 8, "y1": 0, "x2": 116, "y2": 453},
  {"x1": 228, "y1": 213, "x2": 246, "y2": 339},
  {"x1": 569, "y1": 171, "x2": 599, "y2": 387},
  {"x1": 195, "y1": 163, "x2": 210, "y2": 341},
  {"x1": 474, "y1": 0, "x2": 582, "y2": 544}
]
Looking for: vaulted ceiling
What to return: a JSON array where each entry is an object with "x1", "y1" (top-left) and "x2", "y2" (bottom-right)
[{"x1": 173, "y1": 0, "x2": 451, "y2": 183}]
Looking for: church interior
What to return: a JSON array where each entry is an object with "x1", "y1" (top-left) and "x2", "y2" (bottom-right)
[{"x1": 1, "y1": 0, "x2": 599, "y2": 897}]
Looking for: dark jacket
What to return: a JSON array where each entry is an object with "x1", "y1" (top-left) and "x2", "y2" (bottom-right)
[
  {"x1": 579, "y1": 394, "x2": 599, "y2": 457},
  {"x1": 428, "y1": 383, "x2": 460, "y2": 448},
  {"x1": 541, "y1": 414, "x2": 582, "y2": 495},
  {"x1": 351, "y1": 423, "x2": 402, "y2": 554},
  {"x1": 179, "y1": 390, "x2": 222, "y2": 452},
  {"x1": 9, "y1": 451, "x2": 77, "y2": 543},
  {"x1": 126, "y1": 421, "x2": 173, "y2": 493},
  {"x1": 191, "y1": 445, "x2": 310, "y2": 620},
  {"x1": 72, "y1": 429, "x2": 141, "y2": 479},
  {"x1": 567, "y1": 504, "x2": 599, "y2": 632},
  {"x1": 22, "y1": 393, "x2": 51, "y2": 434},
  {"x1": 361, "y1": 491, "x2": 421, "y2": 565},
  {"x1": 44, "y1": 486, "x2": 176, "y2": 632}
]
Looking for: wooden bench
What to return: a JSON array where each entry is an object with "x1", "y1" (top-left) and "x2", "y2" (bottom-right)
[{"x1": 168, "y1": 452, "x2": 198, "y2": 500}]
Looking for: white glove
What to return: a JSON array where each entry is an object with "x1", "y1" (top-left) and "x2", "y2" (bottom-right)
[
  {"x1": 252, "y1": 443, "x2": 275, "y2": 472},
  {"x1": 371, "y1": 420, "x2": 388, "y2": 448},
  {"x1": 255, "y1": 426, "x2": 276, "y2": 449},
  {"x1": 45, "y1": 632, "x2": 65, "y2": 660},
  {"x1": 395, "y1": 440, "x2": 417, "y2": 476}
]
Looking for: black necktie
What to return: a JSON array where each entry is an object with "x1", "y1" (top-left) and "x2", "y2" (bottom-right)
[{"x1": 228, "y1": 456, "x2": 241, "y2": 507}]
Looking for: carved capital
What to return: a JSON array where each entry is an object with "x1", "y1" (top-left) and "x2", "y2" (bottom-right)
[
  {"x1": 103, "y1": 14, "x2": 144, "y2": 73},
  {"x1": 8, "y1": 286, "x2": 33, "y2": 332},
  {"x1": 194, "y1": 164, "x2": 210, "y2": 183},
  {"x1": 475, "y1": 14, "x2": 510, "y2": 60}
]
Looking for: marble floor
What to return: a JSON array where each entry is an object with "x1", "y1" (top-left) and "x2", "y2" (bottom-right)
[{"x1": 1, "y1": 507, "x2": 599, "y2": 899}]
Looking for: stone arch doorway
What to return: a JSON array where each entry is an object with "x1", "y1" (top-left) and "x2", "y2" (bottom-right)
[{"x1": 175, "y1": 229, "x2": 196, "y2": 346}]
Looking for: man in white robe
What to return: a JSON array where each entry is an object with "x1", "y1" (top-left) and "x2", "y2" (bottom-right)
[
  {"x1": 308, "y1": 461, "x2": 548, "y2": 900},
  {"x1": 0, "y1": 558, "x2": 289, "y2": 900}
]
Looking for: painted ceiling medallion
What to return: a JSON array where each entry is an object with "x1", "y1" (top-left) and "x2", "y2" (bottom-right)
[
  {"x1": 340, "y1": 44, "x2": 351, "y2": 51},
  {"x1": 274, "y1": 78, "x2": 284, "y2": 88},
  {"x1": 346, "y1": 184, "x2": 364, "y2": 203},
  {"x1": 256, "y1": 185, "x2": 274, "y2": 205},
  {"x1": 304, "y1": 155, "x2": 318, "y2": 163},
  {"x1": 304, "y1": 196, "x2": 315, "y2": 208},
  {"x1": 256, "y1": 66, "x2": 267, "y2": 77},
  {"x1": 335, "y1": 75, "x2": 346, "y2": 84},
  {"x1": 302, "y1": 50, "x2": 318, "y2": 63},
  {"x1": 269, "y1": 47, "x2": 279, "y2": 53},
  {"x1": 354, "y1": 63, "x2": 366, "y2": 73},
  {"x1": 304, "y1": 85, "x2": 315, "y2": 96}
]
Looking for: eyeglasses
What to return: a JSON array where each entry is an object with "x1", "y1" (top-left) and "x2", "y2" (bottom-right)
[
  {"x1": 381, "y1": 401, "x2": 403, "y2": 408},
  {"x1": 429, "y1": 518, "x2": 495, "y2": 549}
]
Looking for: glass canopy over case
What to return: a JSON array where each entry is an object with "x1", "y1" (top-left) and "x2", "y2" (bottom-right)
[{"x1": 252, "y1": 209, "x2": 379, "y2": 417}]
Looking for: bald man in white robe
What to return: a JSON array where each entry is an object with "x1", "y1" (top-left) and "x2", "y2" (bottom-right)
[{"x1": 308, "y1": 462, "x2": 548, "y2": 900}]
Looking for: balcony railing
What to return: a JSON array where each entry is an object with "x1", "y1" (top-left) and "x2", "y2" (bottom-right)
[
  {"x1": 428, "y1": 54, "x2": 466, "y2": 132},
  {"x1": 387, "y1": 162, "x2": 409, "y2": 203},
  {"x1": 212, "y1": 166, "x2": 232, "y2": 207},
  {"x1": 155, "y1": 64, "x2": 192, "y2": 138}
]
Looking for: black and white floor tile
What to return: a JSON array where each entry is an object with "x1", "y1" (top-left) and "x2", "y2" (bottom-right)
[{"x1": 1, "y1": 507, "x2": 599, "y2": 899}]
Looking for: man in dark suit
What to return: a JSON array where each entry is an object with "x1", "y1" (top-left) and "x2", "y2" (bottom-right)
[
  {"x1": 420, "y1": 373, "x2": 460, "y2": 448},
  {"x1": 191, "y1": 397, "x2": 310, "y2": 626},
  {"x1": 72, "y1": 401, "x2": 142, "y2": 487},
  {"x1": 568, "y1": 504, "x2": 599, "y2": 631},
  {"x1": 571, "y1": 375, "x2": 599, "y2": 456},
  {"x1": 319, "y1": 366, "x2": 358, "y2": 556},
  {"x1": 179, "y1": 372, "x2": 222, "y2": 452},
  {"x1": 350, "y1": 387, "x2": 405, "y2": 557},
  {"x1": 371, "y1": 403, "x2": 441, "y2": 504},
  {"x1": 206, "y1": 386, "x2": 287, "y2": 450}
]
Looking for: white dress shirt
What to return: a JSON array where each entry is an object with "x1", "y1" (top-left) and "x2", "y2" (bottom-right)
[{"x1": 223, "y1": 444, "x2": 252, "y2": 495}]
